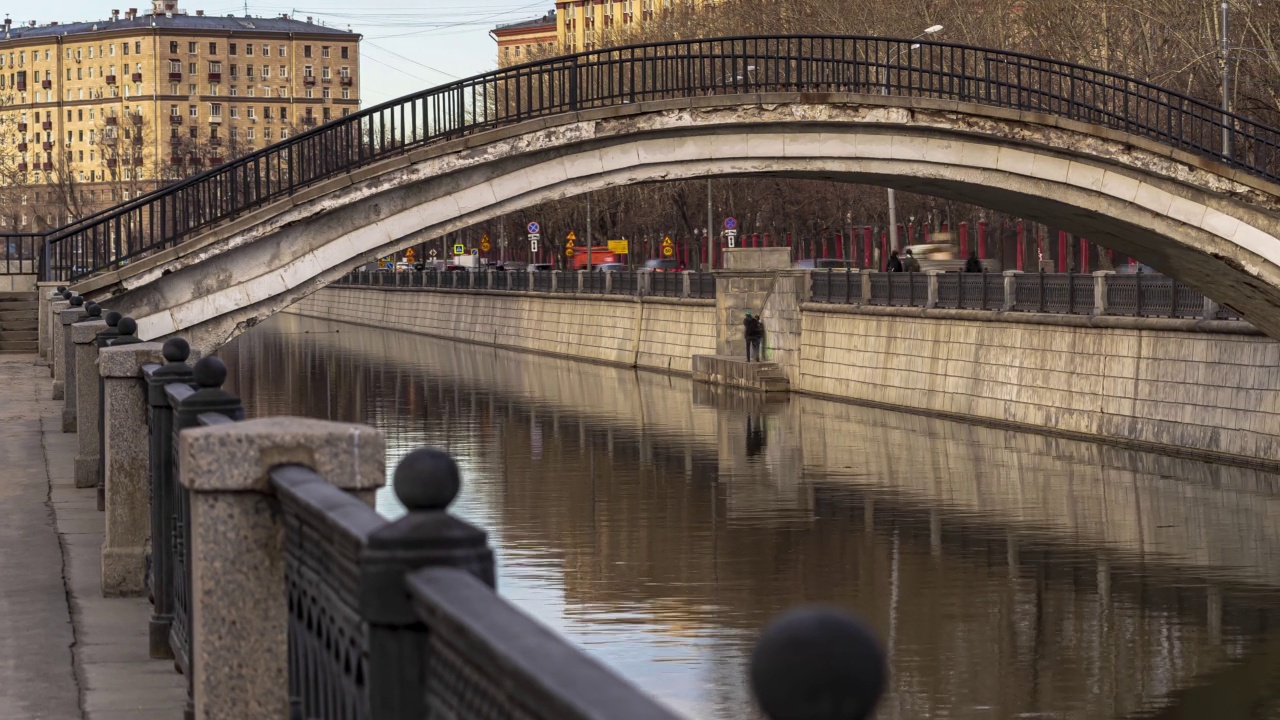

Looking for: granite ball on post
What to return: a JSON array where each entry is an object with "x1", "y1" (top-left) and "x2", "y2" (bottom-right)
[{"x1": 749, "y1": 605, "x2": 887, "y2": 720}]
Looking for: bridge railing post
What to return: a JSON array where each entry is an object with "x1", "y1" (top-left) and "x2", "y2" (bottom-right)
[
  {"x1": 98, "y1": 326, "x2": 163, "y2": 597},
  {"x1": 860, "y1": 269, "x2": 874, "y2": 304},
  {"x1": 1002, "y1": 270, "x2": 1022, "y2": 312},
  {"x1": 925, "y1": 270, "x2": 940, "y2": 309},
  {"x1": 1092, "y1": 270, "x2": 1114, "y2": 315},
  {"x1": 71, "y1": 307, "x2": 106, "y2": 489},
  {"x1": 681, "y1": 270, "x2": 692, "y2": 298},
  {"x1": 180, "y1": 415, "x2": 384, "y2": 719},
  {"x1": 50, "y1": 292, "x2": 71, "y2": 396},
  {"x1": 94, "y1": 311, "x2": 123, "y2": 510},
  {"x1": 59, "y1": 297, "x2": 87, "y2": 432},
  {"x1": 1203, "y1": 296, "x2": 1221, "y2": 321}
]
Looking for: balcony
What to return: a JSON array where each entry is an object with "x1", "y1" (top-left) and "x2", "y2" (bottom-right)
[
  {"x1": 41, "y1": 121, "x2": 52, "y2": 131},
  {"x1": 106, "y1": 116, "x2": 118, "y2": 126},
  {"x1": 322, "y1": 76, "x2": 332, "y2": 83},
  {"x1": 340, "y1": 76, "x2": 352, "y2": 86},
  {"x1": 132, "y1": 72, "x2": 143, "y2": 82},
  {"x1": 168, "y1": 72, "x2": 182, "y2": 81},
  {"x1": 105, "y1": 74, "x2": 118, "y2": 85},
  {"x1": 302, "y1": 116, "x2": 317, "y2": 126},
  {"x1": 16, "y1": 162, "x2": 28, "y2": 173},
  {"x1": 132, "y1": 156, "x2": 143, "y2": 166},
  {"x1": 106, "y1": 158, "x2": 118, "y2": 169},
  {"x1": 41, "y1": 162, "x2": 53, "y2": 171},
  {"x1": 16, "y1": 82, "x2": 26, "y2": 92},
  {"x1": 303, "y1": 76, "x2": 316, "y2": 85},
  {"x1": 169, "y1": 115, "x2": 183, "y2": 125},
  {"x1": 208, "y1": 72, "x2": 222, "y2": 83},
  {"x1": 42, "y1": 141, "x2": 54, "y2": 151},
  {"x1": 131, "y1": 114, "x2": 143, "y2": 126},
  {"x1": 16, "y1": 143, "x2": 27, "y2": 152},
  {"x1": 208, "y1": 115, "x2": 223, "y2": 124},
  {"x1": 170, "y1": 157, "x2": 182, "y2": 165},
  {"x1": 16, "y1": 122, "x2": 27, "y2": 132},
  {"x1": 41, "y1": 79, "x2": 51, "y2": 89},
  {"x1": 210, "y1": 156, "x2": 223, "y2": 165}
]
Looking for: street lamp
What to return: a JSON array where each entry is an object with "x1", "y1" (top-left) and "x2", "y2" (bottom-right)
[{"x1": 884, "y1": 24, "x2": 943, "y2": 253}]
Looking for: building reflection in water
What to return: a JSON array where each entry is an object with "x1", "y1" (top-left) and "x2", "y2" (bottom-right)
[{"x1": 221, "y1": 313, "x2": 1280, "y2": 720}]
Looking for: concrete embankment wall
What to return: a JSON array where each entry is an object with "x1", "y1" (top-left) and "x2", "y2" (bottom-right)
[
  {"x1": 287, "y1": 285, "x2": 1280, "y2": 465},
  {"x1": 798, "y1": 307, "x2": 1280, "y2": 463},
  {"x1": 286, "y1": 286, "x2": 716, "y2": 374}
]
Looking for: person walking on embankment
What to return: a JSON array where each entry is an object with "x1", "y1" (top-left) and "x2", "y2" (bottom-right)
[
  {"x1": 886, "y1": 250, "x2": 903, "y2": 272},
  {"x1": 903, "y1": 249, "x2": 922, "y2": 273},
  {"x1": 744, "y1": 310, "x2": 765, "y2": 362},
  {"x1": 964, "y1": 251, "x2": 983, "y2": 273}
]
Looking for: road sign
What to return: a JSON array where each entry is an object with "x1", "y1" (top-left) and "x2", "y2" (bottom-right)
[
  {"x1": 527, "y1": 221, "x2": 541, "y2": 234},
  {"x1": 567, "y1": 231, "x2": 577, "y2": 242},
  {"x1": 529, "y1": 235, "x2": 539, "y2": 253},
  {"x1": 607, "y1": 240, "x2": 629, "y2": 254},
  {"x1": 469, "y1": 249, "x2": 478, "y2": 256},
  {"x1": 566, "y1": 238, "x2": 575, "y2": 249},
  {"x1": 481, "y1": 233, "x2": 490, "y2": 244},
  {"x1": 404, "y1": 248, "x2": 416, "y2": 263},
  {"x1": 724, "y1": 217, "x2": 737, "y2": 230},
  {"x1": 565, "y1": 248, "x2": 575, "y2": 257},
  {"x1": 662, "y1": 246, "x2": 674, "y2": 257},
  {"x1": 428, "y1": 249, "x2": 437, "y2": 258},
  {"x1": 480, "y1": 241, "x2": 491, "y2": 252},
  {"x1": 661, "y1": 235, "x2": 674, "y2": 247},
  {"x1": 726, "y1": 230, "x2": 737, "y2": 249},
  {"x1": 452, "y1": 243, "x2": 465, "y2": 255}
]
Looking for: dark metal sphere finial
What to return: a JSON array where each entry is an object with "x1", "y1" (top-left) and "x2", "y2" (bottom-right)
[
  {"x1": 749, "y1": 605, "x2": 886, "y2": 720},
  {"x1": 61, "y1": 290, "x2": 73, "y2": 300},
  {"x1": 104, "y1": 311, "x2": 122, "y2": 328},
  {"x1": 56, "y1": 285, "x2": 66, "y2": 293},
  {"x1": 69, "y1": 295, "x2": 84, "y2": 307},
  {"x1": 85, "y1": 304, "x2": 102, "y2": 318},
  {"x1": 192, "y1": 356, "x2": 227, "y2": 389},
  {"x1": 116, "y1": 317, "x2": 138, "y2": 336},
  {"x1": 162, "y1": 338, "x2": 191, "y2": 363},
  {"x1": 393, "y1": 448, "x2": 460, "y2": 512}
]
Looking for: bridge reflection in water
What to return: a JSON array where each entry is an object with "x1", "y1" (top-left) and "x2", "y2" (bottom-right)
[{"x1": 221, "y1": 313, "x2": 1280, "y2": 720}]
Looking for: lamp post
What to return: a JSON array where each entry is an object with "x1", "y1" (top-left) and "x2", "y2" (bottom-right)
[
  {"x1": 1220, "y1": 1, "x2": 1231, "y2": 158},
  {"x1": 884, "y1": 25, "x2": 943, "y2": 253}
]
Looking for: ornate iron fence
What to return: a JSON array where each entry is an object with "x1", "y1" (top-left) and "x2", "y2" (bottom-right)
[
  {"x1": 610, "y1": 270, "x2": 641, "y2": 295},
  {"x1": 1011, "y1": 271, "x2": 1094, "y2": 314},
  {"x1": 531, "y1": 271, "x2": 554, "y2": 293},
  {"x1": 1105, "y1": 272, "x2": 1216, "y2": 318},
  {"x1": 868, "y1": 272, "x2": 928, "y2": 307},
  {"x1": 583, "y1": 270, "x2": 608, "y2": 294},
  {"x1": 812, "y1": 269, "x2": 859, "y2": 304},
  {"x1": 650, "y1": 271, "x2": 682, "y2": 297},
  {"x1": 40, "y1": 35, "x2": 1280, "y2": 283},
  {"x1": 689, "y1": 272, "x2": 717, "y2": 299},
  {"x1": 0, "y1": 234, "x2": 42, "y2": 276}
]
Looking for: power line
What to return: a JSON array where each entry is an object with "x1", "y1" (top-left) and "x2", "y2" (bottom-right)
[{"x1": 364, "y1": 41, "x2": 461, "y2": 80}]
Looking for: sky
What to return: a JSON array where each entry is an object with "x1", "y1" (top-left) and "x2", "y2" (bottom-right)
[{"x1": 28, "y1": 0, "x2": 552, "y2": 105}]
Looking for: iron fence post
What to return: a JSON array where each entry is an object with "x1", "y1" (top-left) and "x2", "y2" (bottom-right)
[
  {"x1": 362, "y1": 449, "x2": 495, "y2": 720},
  {"x1": 1136, "y1": 268, "x2": 1145, "y2": 316}
]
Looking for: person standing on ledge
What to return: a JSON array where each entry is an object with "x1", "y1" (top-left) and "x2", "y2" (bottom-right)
[
  {"x1": 964, "y1": 251, "x2": 983, "y2": 273},
  {"x1": 744, "y1": 310, "x2": 765, "y2": 362},
  {"x1": 886, "y1": 250, "x2": 903, "y2": 272}
]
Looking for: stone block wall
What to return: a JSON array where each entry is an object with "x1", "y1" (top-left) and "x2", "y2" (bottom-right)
[
  {"x1": 286, "y1": 287, "x2": 716, "y2": 374},
  {"x1": 798, "y1": 307, "x2": 1280, "y2": 462}
]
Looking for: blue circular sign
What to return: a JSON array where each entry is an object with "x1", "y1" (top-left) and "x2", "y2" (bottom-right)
[
  {"x1": 527, "y1": 221, "x2": 541, "y2": 234},
  {"x1": 471, "y1": 249, "x2": 479, "y2": 256},
  {"x1": 724, "y1": 217, "x2": 737, "y2": 230}
]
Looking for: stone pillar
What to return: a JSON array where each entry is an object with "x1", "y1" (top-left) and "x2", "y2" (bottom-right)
[
  {"x1": 714, "y1": 249, "x2": 805, "y2": 381},
  {"x1": 1002, "y1": 270, "x2": 1022, "y2": 312},
  {"x1": 527, "y1": 271, "x2": 535, "y2": 291},
  {"x1": 36, "y1": 282, "x2": 63, "y2": 361},
  {"x1": 179, "y1": 417, "x2": 385, "y2": 720},
  {"x1": 578, "y1": 270, "x2": 587, "y2": 293},
  {"x1": 681, "y1": 271, "x2": 692, "y2": 298},
  {"x1": 550, "y1": 271, "x2": 559, "y2": 292},
  {"x1": 60, "y1": 302, "x2": 87, "y2": 432},
  {"x1": 1092, "y1": 270, "x2": 1115, "y2": 316},
  {"x1": 73, "y1": 316, "x2": 107, "y2": 487},
  {"x1": 1203, "y1": 296, "x2": 1221, "y2": 320},
  {"x1": 50, "y1": 298, "x2": 70, "y2": 397},
  {"x1": 604, "y1": 272, "x2": 613, "y2": 294},
  {"x1": 926, "y1": 270, "x2": 941, "y2": 309},
  {"x1": 99, "y1": 340, "x2": 167, "y2": 596},
  {"x1": 860, "y1": 269, "x2": 874, "y2": 303}
]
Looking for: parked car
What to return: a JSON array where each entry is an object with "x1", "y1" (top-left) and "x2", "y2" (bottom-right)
[
  {"x1": 594, "y1": 263, "x2": 626, "y2": 272},
  {"x1": 642, "y1": 259, "x2": 680, "y2": 272},
  {"x1": 529, "y1": 263, "x2": 554, "y2": 272}
]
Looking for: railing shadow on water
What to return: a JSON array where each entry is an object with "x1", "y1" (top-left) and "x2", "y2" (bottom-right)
[
  {"x1": 31, "y1": 34, "x2": 1280, "y2": 283},
  {"x1": 130, "y1": 334, "x2": 882, "y2": 720}
]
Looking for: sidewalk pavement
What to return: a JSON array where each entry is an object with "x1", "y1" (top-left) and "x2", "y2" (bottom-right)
[{"x1": 0, "y1": 355, "x2": 185, "y2": 719}]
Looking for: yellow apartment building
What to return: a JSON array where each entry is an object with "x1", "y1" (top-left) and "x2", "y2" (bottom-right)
[
  {"x1": 0, "y1": 0, "x2": 361, "y2": 230},
  {"x1": 493, "y1": 11, "x2": 558, "y2": 68}
]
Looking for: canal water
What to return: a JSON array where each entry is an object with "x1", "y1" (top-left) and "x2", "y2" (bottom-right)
[{"x1": 222, "y1": 312, "x2": 1280, "y2": 720}]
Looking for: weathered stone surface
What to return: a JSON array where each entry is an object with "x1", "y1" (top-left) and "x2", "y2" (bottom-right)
[
  {"x1": 73, "y1": 320, "x2": 107, "y2": 488},
  {"x1": 692, "y1": 354, "x2": 790, "y2": 393},
  {"x1": 179, "y1": 417, "x2": 385, "y2": 493},
  {"x1": 723, "y1": 247, "x2": 792, "y2": 270},
  {"x1": 59, "y1": 308, "x2": 86, "y2": 433},
  {"x1": 36, "y1": 281, "x2": 61, "y2": 360},
  {"x1": 178, "y1": 418, "x2": 385, "y2": 720},
  {"x1": 50, "y1": 300, "x2": 69, "y2": 397},
  {"x1": 99, "y1": 345, "x2": 159, "y2": 596}
]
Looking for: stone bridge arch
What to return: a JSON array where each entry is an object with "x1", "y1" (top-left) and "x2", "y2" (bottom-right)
[{"x1": 73, "y1": 93, "x2": 1280, "y2": 348}]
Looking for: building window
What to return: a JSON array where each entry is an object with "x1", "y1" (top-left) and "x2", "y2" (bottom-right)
[
  {"x1": 322, "y1": 88, "x2": 330, "y2": 99},
  {"x1": 261, "y1": 64, "x2": 269, "y2": 78},
  {"x1": 321, "y1": 67, "x2": 330, "y2": 80},
  {"x1": 321, "y1": 46, "x2": 330, "y2": 58},
  {"x1": 279, "y1": 65, "x2": 287, "y2": 78},
  {"x1": 305, "y1": 88, "x2": 313, "y2": 99},
  {"x1": 210, "y1": 103, "x2": 222, "y2": 118},
  {"x1": 279, "y1": 107, "x2": 287, "y2": 120},
  {"x1": 340, "y1": 66, "x2": 350, "y2": 78},
  {"x1": 209, "y1": 42, "x2": 218, "y2": 54},
  {"x1": 230, "y1": 106, "x2": 239, "y2": 118},
  {"x1": 340, "y1": 46, "x2": 349, "y2": 59},
  {"x1": 304, "y1": 65, "x2": 313, "y2": 77},
  {"x1": 230, "y1": 86, "x2": 238, "y2": 96},
  {"x1": 303, "y1": 45, "x2": 312, "y2": 58},
  {"x1": 109, "y1": 44, "x2": 116, "y2": 56},
  {"x1": 123, "y1": 43, "x2": 130, "y2": 56},
  {"x1": 277, "y1": 86, "x2": 287, "y2": 97},
  {"x1": 279, "y1": 45, "x2": 286, "y2": 57},
  {"x1": 263, "y1": 128, "x2": 271, "y2": 140},
  {"x1": 245, "y1": 44, "x2": 254, "y2": 56},
  {"x1": 135, "y1": 42, "x2": 142, "y2": 54},
  {"x1": 188, "y1": 104, "x2": 197, "y2": 117},
  {"x1": 230, "y1": 43, "x2": 237, "y2": 55},
  {"x1": 246, "y1": 128, "x2": 255, "y2": 140},
  {"x1": 188, "y1": 62, "x2": 197, "y2": 74},
  {"x1": 188, "y1": 42, "x2": 198, "y2": 54},
  {"x1": 341, "y1": 87, "x2": 350, "y2": 99},
  {"x1": 247, "y1": 106, "x2": 255, "y2": 119},
  {"x1": 188, "y1": 84, "x2": 197, "y2": 95},
  {"x1": 230, "y1": 127, "x2": 238, "y2": 140}
]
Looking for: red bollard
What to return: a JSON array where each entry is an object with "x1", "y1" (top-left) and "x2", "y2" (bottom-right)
[
  {"x1": 1016, "y1": 222, "x2": 1026, "y2": 271},
  {"x1": 1080, "y1": 237, "x2": 1090, "y2": 274},
  {"x1": 1058, "y1": 230, "x2": 1068, "y2": 273},
  {"x1": 977, "y1": 221, "x2": 988, "y2": 260},
  {"x1": 958, "y1": 222, "x2": 969, "y2": 257}
]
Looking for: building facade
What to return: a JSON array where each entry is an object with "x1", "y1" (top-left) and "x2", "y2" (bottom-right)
[
  {"x1": 493, "y1": 11, "x2": 558, "y2": 68},
  {"x1": 555, "y1": 0, "x2": 715, "y2": 53},
  {"x1": 0, "y1": 0, "x2": 361, "y2": 231}
]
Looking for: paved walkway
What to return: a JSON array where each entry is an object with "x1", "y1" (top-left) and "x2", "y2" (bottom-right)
[{"x1": 0, "y1": 355, "x2": 185, "y2": 719}]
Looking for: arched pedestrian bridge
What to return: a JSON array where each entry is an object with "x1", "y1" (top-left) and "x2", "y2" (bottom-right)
[{"x1": 44, "y1": 35, "x2": 1280, "y2": 346}]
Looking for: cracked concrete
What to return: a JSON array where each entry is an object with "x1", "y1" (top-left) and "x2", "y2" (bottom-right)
[{"x1": 0, "y1": 354, "x2": 185, "y2": 719}]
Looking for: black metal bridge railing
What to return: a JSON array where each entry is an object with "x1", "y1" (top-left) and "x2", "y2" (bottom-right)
[{"x1": 30, "y1": 34, "x2": 1280, "y2": 283}]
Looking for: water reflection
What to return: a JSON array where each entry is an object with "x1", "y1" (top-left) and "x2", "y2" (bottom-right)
[{"x1": 221, "y1": 313, "x2": 1280, "y2": 720}]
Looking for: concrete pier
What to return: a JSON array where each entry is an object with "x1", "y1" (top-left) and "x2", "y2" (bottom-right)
[{"x1": 0, "y1": 355, "x2": 184, "y2": 718}]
